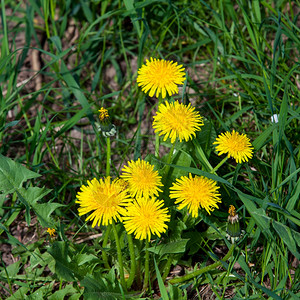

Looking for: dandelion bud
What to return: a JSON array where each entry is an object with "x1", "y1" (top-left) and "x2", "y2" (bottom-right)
[
  {"x1": 226, "y1": 205, "x2": 241, "y2": 243},
  {"x1": 98, "y1": 107, "x2": 116, "y2": 137}
]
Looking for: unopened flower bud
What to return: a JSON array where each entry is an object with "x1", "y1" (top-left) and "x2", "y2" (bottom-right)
[
  {"x1": 226, "y1": 205, "x2": 241, "y2": 243},
  {"x1": 98, "y1": 107, "x2": 117, "y2": 137}
]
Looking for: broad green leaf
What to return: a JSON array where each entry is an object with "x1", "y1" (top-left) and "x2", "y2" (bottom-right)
[
  {"x1": 168, "y1": 283, "x2": 187, "y2": 300},
  {"x1": 29, "y1": 248, "x2": 54, "y2": 271},
  {"x1": 27, "y1": 282, "x2": 55, "y2": 300},
  {"x1": 0, "y1": 154, "x2": 39, "y2": 194},
  {"x1": 16, "y1": 187, "x2": 60, "y2": 228},
  {"x1": 49, "y1": 284, "x2": 81, "y2": 300},
  {"x1": 74, "y1": 253, "x2": 98, "y2": 266},
  {"x1": 33, "y1": 202, "x2": 64, "y2": 228},
  {"x1": 170, "y1": 149, "x2": 192, "y2": 178},
  {"x1": 272, "y1": 221, "x2": 300, "y2": 260},
  {"x1": 22, "y1": 187, "x2": 51, "y2": 206},
  {"x1": 0, "y1": 260, "x2": 21, "y2": 278},
  {"x1": 286, "y1": 177, "x2": 300, "y2": 212},
  {"x1": 237, "y1": 192, "x2": 273, "y2": 239},
  {"x1": 252, "y1": 123, "x2": 277, "y2": 150},
  {"x1": 6, "y1": 287, "x2": 30, "y2": 300},
  {"x1": 195, "y1": 119, "x2": 217, "y2": 157},
  {"x1": 81, "y1": 274, "x2": 132, "y2": 300},
  {"x1": 147, "y1": 239, "x2": 189, "y2": 255},
  {"x1": 292, "y1": 230, "x2": 300, "y2": 248},
  {"x1": 48, "y1": 242, "x2": 76, "y2": 282}
]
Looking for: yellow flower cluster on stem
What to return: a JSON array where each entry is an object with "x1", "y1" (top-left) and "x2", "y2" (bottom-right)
[{"x1": 74, "y1": 57, "x2": 258, "y2": 291}]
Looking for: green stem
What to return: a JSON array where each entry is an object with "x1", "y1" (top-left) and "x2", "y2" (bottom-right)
[
  {"x1": 43, "y1": 1, "x2": 50, "y2": 39},
  {"x1": 155, "y1": 129, "x2": 160, "y2": 158},
  {"x1": 111, "y1": 221, "x2": 127, "y2": 291},
  {"x1": 169, "y1": 244, "x2": 235, "y2": 284},
  {"x1": 143, "y1": 239, "x2": 150, "y2": 290},
  {"x1": 102, "y1": 225, "x2": 111, "y2": 269},
  {"x1": 106, "y1": 137, "x2": 111, "y2": 177},
  {"x1": 126, "y1": 234, "x2": 136, "y2": 289},
  {"x1": 164, "y1": 139, "x2": 177, "y2": 177},
  {"x1": 210, "y1": 156, "x2": 228, "y2": 174},
  {"x1": 155, "y1": 96, "x2": 163, "y2": 158},
  {"x1": 162, "y1": 254, "x2": 173, "y2": 282},
  {"x1": 136, "y1": 241, "x2": 142, "y2": 289}
]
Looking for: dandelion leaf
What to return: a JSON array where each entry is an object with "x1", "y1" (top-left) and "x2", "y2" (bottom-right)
[{"x1": 0, "y1": 154, "x2": 39, "y2": 194}]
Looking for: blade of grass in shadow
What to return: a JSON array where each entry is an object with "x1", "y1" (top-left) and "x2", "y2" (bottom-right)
[{"x1": 154, "y1": 257, "x2": 169, "y2": 300}]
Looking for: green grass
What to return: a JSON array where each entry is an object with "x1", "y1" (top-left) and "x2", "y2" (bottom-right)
[{"x1": 0, "y1": 0, "x2": 299, "y2": 299}]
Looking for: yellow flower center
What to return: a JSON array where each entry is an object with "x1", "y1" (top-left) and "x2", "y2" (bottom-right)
[
  {"x1": 228, "y1": 138, "x2": 246, "y2": 151},
  {"x1": 92, "y1": 189, "x2": 118, "y2": 207}
]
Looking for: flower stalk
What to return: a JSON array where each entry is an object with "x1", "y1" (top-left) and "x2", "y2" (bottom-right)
[
  {"x1": 162, "y1": 254, "x2": 174, "y2": 282},
  {"x1": 164, "y1": 138, "x2": 177, "y2": 178},
  {"x1": 111, "y1": 220, "x2": 127, "y2": 291},
  {"x1": 106, "y1": 137, "x2": 111, "y2": 177},
  {"x1": 211, "y1": 156, "x2": 228, "y2": 174},
  {"x1": 102, "y1": 225, "x2": 111, "y2": 269},
  {"x1": 126, "y1": 233, "x2": 136, "y2": 289},
  {"x1": 143, "y1": 239, "x2": 150, "y2": 290},
  {"x1": 169, "y1": 244, "x2": 235, "y2": 284},
  {"x1": 155, "y1": 95, "x2": 163, "y2": 158}
]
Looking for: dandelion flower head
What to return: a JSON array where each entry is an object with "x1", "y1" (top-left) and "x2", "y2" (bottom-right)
[
  {"x1": 76, "y1": 177, "x2": 131, "y2": 227},
  {"x1": 170, "y1": 173, "x2": 221, "y2": 217},
  {"x1": 98, "y1": 107, "x2": 109, "y2": 122},
  {"x1": 123, "y1": 197, "x2": 170, "y2": 241},
  {"x1": 120, "y1": 158, "x2": 163, "y2": 198},
  {"x1": 47, "y1": 228, "x2": 56, "y2": 237},
  {"x1": 153, "y1": 100, "x2": 204, "y2": 143},
  {"x1": 213, "y1": 130, "x2": 254, "y2": 163},
  {"x1": 137, "y1": 58, "x2": 186, "y2": 98}
]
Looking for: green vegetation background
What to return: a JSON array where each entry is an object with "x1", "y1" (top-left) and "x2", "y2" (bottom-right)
[{"x1": 0, "y1": 0, "x2": 299, "y2": 299}]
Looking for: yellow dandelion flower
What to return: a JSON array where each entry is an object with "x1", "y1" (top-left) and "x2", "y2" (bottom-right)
[
  {"x1": 137, "y1": 58, "x2": 186, "y2": 98},
  {"x1": 47, "y1": 228, "x2": 56, "y2": 237},
  {"x1": 123, "y1": 197, "x2": 170, "y2": 241},
  {"x1": 153, "y1": 100, "x2": 204, "y2": 143},
  {"x1": 213, "y1": 130, "x2": 254, "y2": 163},
  {"x1": 76, "y1": 177, "x2": 131, "y2": 227},
  {"x1": 170, "y1": 173, "x2": 221, "y2": 217},
  {"x1": 98, "y1": 107, "x2": 109, "y2": 122},
  {"x1": 120, "y1": 158, "x2": 163, "y2": 198}
]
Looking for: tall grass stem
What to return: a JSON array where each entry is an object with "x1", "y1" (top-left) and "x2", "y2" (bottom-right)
[
  {"x1": 126, "y1": 234, "x2": 136, "y2": 289},
  {"x1": 143, "y1": 239, "x2": 150, "y2": 290},
  {"x1": 112, "y1": 220, "x2": 127, "y2": 291}
]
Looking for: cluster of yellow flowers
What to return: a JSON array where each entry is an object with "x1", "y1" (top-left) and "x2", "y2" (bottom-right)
[
  {"x1": 76, "y1": 58, "x2": 254, "y2": 241},
  {"x1": 76, "y1": 159, "x2": 170, "y2": 241}
]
